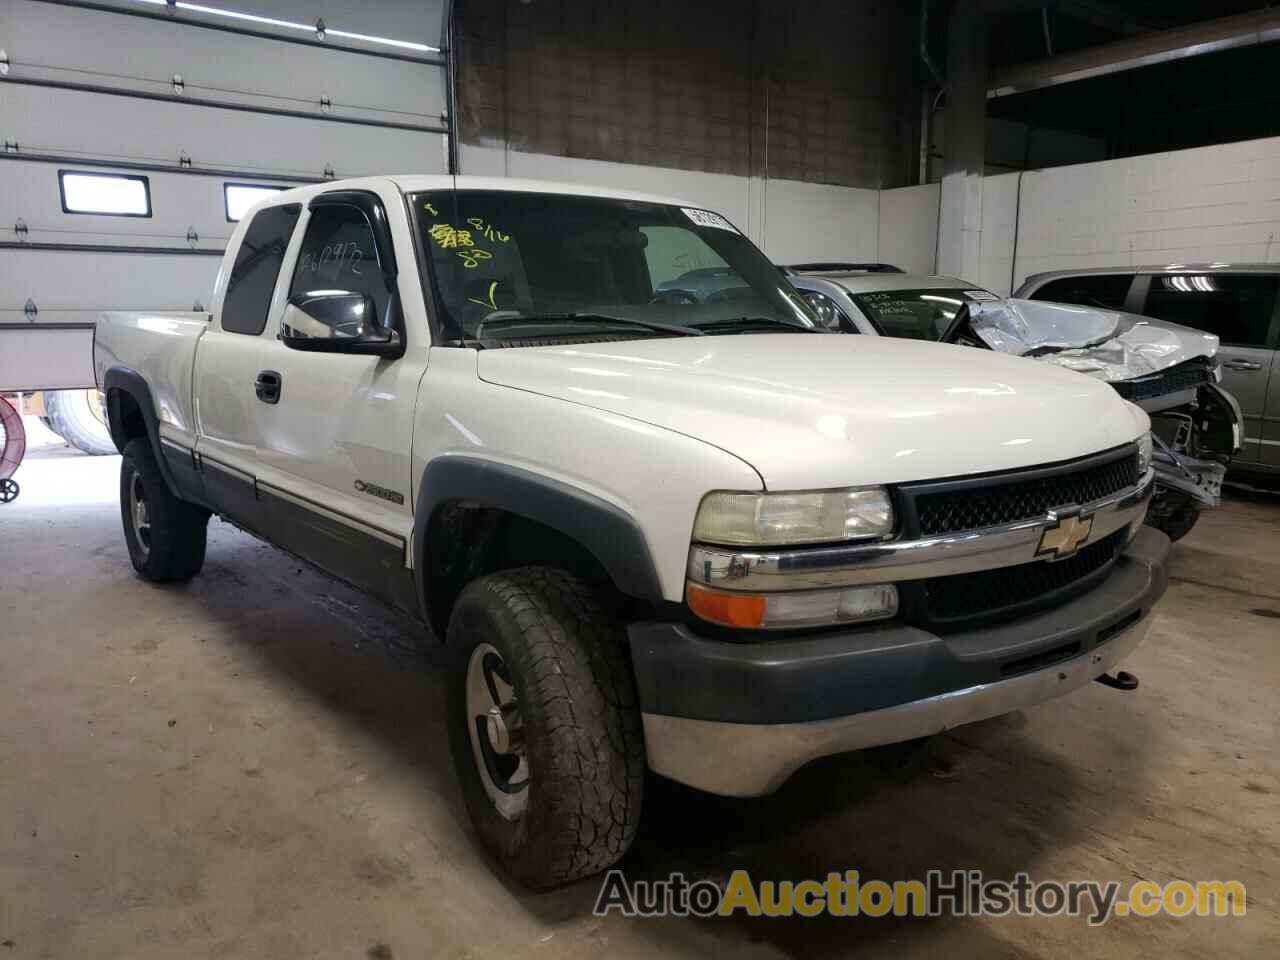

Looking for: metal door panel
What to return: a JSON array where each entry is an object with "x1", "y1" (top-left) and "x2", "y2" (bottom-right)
[
  {"x1": 1261, "y1": 350, "x2": 1280, "y2": 467},
  {"x1": 0, "y1": 84, "x2": 444, "y2": 181},
  {"x1": 4, "y1": 1, "x2": 444, "y2": 126}
]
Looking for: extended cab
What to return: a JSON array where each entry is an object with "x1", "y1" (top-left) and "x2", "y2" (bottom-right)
[{"x1": 95, "y1": 176, "x2": 1169, "y2": 888}]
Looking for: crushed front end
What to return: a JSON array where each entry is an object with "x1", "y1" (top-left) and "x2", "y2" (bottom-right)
[{"x1": 962, "y1": 300, "x2": 1243, "y2": 540}]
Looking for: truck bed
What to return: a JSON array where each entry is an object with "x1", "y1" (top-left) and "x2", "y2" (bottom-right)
[{"x1": 94, "y1": 311, "x2": 209, "y2": 450}]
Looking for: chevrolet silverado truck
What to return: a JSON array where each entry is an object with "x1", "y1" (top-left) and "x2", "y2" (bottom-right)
[{"x1": 95, "y1": 176, "x2": 1169, "y2": 888}]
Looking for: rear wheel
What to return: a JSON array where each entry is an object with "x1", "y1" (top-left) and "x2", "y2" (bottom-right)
[
  {"x1": 120, "y1": 439, "x2": 209, "y2": 581},
  {"x1": 445, "y1": 567, "x2": 645, "y2": 889},
  {"x1": 46, "y1": 389, "x2": 115, "y2": 456}
]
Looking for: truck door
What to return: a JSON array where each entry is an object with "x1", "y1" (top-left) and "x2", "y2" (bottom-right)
[
  {"x1": 249, "y1": 188, "x2": 423, "y2": 614},
  {"x1": 1258, "y1": 325, "x2": 1280, "y2": 468},
  {"x1": 1136, "y1": 273, "x2": 1278, "y2": 464},
  {"x1": 192, "y1": 202, "x2": 302, "y2": 530}
]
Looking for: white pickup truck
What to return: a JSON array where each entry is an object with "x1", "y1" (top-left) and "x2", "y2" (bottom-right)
[{"x1": 95, "y1": 176, "x2": 1169, "y2": 888}]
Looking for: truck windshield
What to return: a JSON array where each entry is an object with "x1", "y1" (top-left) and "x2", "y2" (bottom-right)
[
  {"x1": 850, "y1": 289, "x2": 995, "y2": 341},
  {"x1": 412, "y1": 190, "x2": 818, "y2": 342}
]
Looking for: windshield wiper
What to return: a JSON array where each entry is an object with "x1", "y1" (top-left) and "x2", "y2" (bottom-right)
[
  {"x1": 474, "y1": 312, "x2": 704, "y2": 341},
  {"x1": 696, "y1": 316, "x2": 823, "y2": 333}
]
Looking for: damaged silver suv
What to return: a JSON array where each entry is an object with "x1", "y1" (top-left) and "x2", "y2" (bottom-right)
[
  {"x1": 789, "y1": 265, "x2": 1243, "y2": 541},
  {"x1": 1017, "y1": 264, "x2": 1279, "y2": 484}
]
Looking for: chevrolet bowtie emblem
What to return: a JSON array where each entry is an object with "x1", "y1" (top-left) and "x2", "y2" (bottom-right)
[{"x1": 1036, "y1": 512, "x2": 1094, "y2": 560}]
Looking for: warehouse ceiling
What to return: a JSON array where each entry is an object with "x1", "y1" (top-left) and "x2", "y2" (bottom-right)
[
  {"x1": 987, "y1": 1, "x2": 1267, "y2": 68},
  {"x1": 967, "y1": 1, "x2": 1280, "y2": 166}
]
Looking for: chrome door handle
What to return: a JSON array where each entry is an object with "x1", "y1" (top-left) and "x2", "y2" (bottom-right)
[{"x1": 1222, "y1": 359, "x2": 1262, "y2": 372}]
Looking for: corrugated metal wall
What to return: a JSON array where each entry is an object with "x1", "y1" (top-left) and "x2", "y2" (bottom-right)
[{"x1": 0, "y1": 0, "x2": 446, "y2": 390}]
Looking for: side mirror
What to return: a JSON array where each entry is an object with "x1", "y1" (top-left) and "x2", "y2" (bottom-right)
[
  {"x1": 801, "y1": 291, "x2": 845, "y2": 330},
  {"x1": 281, "y1": 291, "x2": 403, "y2": 357}
]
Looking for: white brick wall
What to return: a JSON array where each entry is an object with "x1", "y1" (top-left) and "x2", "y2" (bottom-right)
[
  {"x1": 878, "y1": 184, "x2": 939, "y2": 276},
  {"x1": 1012, "y1": 135, "x2": 1280, "y2": 290},
  {"x1": 462, "y1": 135, "x2": 1280, "y2": 299}
]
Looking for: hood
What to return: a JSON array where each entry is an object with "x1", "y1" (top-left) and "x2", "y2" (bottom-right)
[
  {"x1": 967, "y1": 299, "x2": 1219, "y2": 382},
  {"x1": 477, "y1": 334, "x2": 1144, "y2": 490}
]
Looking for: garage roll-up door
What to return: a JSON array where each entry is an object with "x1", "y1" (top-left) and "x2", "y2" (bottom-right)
[{"x1": 0, "y1": 0, "x2": 447, "y2": 391}]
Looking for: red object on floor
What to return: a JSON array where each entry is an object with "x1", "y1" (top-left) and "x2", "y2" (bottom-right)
[{"x1": 0, "y1": 395, "x2": 26, "y2": 481}]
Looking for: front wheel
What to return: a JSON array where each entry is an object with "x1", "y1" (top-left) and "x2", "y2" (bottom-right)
[
  {"x1": 445, "y1": 567, "x2": 645, "y2": 889},
  {"x1": 120, "y1": 439, "x2": 209, "y2": 581}
]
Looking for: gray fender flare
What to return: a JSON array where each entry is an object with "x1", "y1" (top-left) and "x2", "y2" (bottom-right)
[
  {"x1": 102, "y1": 366, "x2": 180, "y2": 497},
  {"x1": 412, "y1": 457, "x2": 664, "y2": 628}
]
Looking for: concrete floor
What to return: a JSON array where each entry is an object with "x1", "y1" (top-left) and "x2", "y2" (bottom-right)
[{"x1": 1, "y1": 420, "x2": 1277, "y2": 959}]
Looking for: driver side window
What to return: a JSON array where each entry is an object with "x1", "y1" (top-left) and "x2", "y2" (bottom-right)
[{"x1": 289, "y1": 204, "x2": 388, "y2": 331}]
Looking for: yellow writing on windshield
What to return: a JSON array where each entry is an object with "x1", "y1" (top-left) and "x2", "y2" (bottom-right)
[
  {"x1": 457, "y1": 248, "x2": 492, "y2": 268},
  {"x1": 428, "y1": 222, "x2": 500, "y2": 269},
  {"x1": 468, "y1": 280, "x2": 500, "y2": 309},
  {"x1": 467, "y1": 217, "x2": 510, "y2": 243},
  {"x1": 429, "y1": 223, "x2": 475, "y2": 249}
]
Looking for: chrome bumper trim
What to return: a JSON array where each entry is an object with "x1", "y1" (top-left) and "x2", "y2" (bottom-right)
[
  {"x1": 687, "y1": 469, "x2": 1154, "y2": 591},
  {"x1": 643, "y1": 614, "x2": 1151, "y2": 797}
]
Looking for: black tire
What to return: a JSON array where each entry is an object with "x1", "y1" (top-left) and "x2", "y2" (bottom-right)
[
  {"x1": 1145, "y1": 495, "x2": 1200, "y2": 542},
  {"x1": 445, "y1": 567, "x2": 645, "y2": 889},
  {"x1": 120, "y1": 438, "x2": 209, "y2": 582},
  {"x1": 46, "y1": 389, "x2": 115, "y2": 456}
]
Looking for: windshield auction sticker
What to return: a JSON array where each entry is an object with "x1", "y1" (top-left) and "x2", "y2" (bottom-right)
[
  {"x1": 682, "y1": 208, "x2": 738, "y2": 232},
  {"x1": 593, "y1": 870, "x2": 1246, "y2": 925}
]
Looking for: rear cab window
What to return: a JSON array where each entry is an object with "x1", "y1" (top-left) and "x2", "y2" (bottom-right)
[
  {"x1": 1140, "y1": 274, "x2": 1279, "y2": 348},
  {"x1": 221, "y1": 204, "x2": 302, "y2": 335}
]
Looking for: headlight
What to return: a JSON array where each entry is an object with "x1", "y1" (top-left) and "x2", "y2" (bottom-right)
[
  {"x1": 692, "y1": 487, "x2": 894, "y2": 546},
  {"x1": 1137, "y1": 433, "x2": 1153, "y2": 475}
]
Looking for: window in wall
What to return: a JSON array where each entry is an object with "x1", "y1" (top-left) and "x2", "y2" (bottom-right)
[
  {"x1": 225, "y1": 183, "x2": 286, "y2": 222},
  {"x1": 289, "y1": 204, "x2": 391, "y2": 331},
  {"x1": 59, "y1": 170, "x2": 151, "y2": 217},
  {"x1": 221, "y1": 204, "x2": 302, "y2": 335},
  {"x1": 1030, "y1": 274, "x2": 1134, "y2": 310},
  {"x1": 1142, "y1": 275, "x2": 1278, "y2": 348}
]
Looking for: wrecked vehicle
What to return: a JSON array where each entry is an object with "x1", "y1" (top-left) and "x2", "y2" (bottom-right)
[{"x1": 788, "y1": 267, "x2": 1242, "y2": 541}]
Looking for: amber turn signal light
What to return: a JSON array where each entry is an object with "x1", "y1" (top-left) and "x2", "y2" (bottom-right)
[{"x1": 685, "y1": 582, "x2": 769, "y2": 628}]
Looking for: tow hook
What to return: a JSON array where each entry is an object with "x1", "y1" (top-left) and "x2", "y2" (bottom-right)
[{"x1": 1095, "y1": 670, "x2": 1139, "y2": 691}]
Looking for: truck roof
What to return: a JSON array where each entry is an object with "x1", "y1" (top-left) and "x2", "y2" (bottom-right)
[
  {"x1": 262, "y1": 175, "x2": 704, "y2": 213},
  {"x1": 793, "y1": 270, "x2": 980, "y2": 294},
  {"x1": 1021, "y1": 262, "x2": 1280, "y2": 286}
]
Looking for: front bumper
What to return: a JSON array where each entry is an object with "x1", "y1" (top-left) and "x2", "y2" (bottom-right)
[
  {"x1": 1152, "y1": 447, "x2": 1226, "y2": 508},
  {"x1": 631, "y1": 526, "x2": 1170, "y2": 797}
]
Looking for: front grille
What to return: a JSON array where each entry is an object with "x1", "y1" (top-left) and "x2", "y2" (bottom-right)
[
  {"x1": 910, "y1": 450, "x2": 1139, "y2": 537},
  {"x1": 1111, "y1": 357, "x2": 1213, "y2": 403},
  {"x1": 913, "y1": 529, "x2": 1128, "y2": 628}
]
